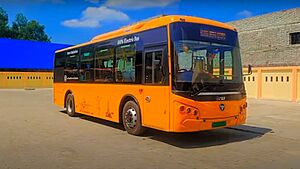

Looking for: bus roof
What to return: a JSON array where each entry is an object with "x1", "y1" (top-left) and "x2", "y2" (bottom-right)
[{"x1": 56, "y1": 15, "x2": 236, "y2": 53}]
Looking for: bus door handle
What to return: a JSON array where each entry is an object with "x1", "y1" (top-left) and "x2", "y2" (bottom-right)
[{"x1": 145, "y1": 96, "x2": 151, "y2": 103}]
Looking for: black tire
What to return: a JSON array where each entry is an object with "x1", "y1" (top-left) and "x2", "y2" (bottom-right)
[
  {"x1": 122, "y1": 101, "x2": 145, "y2": 136},
  {"x1": 65, "y1": 93, "x2": 77, "y2": 117}
]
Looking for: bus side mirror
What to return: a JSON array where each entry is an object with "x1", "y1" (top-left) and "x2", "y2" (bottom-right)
[
  {"x1": 248, "y1": 64, "x2": 252, "y2": 74},
  {"x1": 243, "y1": 64, "x2": 253, "y2": 76}
]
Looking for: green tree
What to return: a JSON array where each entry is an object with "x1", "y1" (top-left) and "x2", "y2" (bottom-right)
[
  {"x1": 0, "y1": 7, "x2": 10, "y2": 38},
  {"x1": 12, "y1": 13, "x2": 51, "y2": 42},
  {"x1": 0, "y1": 8, "x2": 51, "y2": 42},
  {"x1": 11, "y1": 13, "x2": 28, "y2": 39}
]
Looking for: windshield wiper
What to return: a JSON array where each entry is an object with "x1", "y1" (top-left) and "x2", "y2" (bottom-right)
[{"x1": 191, "y1": 82, "x2": 226, "y2": 97}]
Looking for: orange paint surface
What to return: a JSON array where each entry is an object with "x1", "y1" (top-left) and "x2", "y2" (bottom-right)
[{"x1": 54, "y1": 83, "x2": 246, "y2": 132}]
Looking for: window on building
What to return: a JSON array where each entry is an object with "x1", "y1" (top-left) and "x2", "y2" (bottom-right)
[
  {"x1": 95, "y1": 47, "x2": 114, "y2": 82},
  {"x1": 116, "y1": 43, "x2": 136, "y2": 83},
  {"x1": 290, "y1": 32, "x2": 300, "y2": 45}
]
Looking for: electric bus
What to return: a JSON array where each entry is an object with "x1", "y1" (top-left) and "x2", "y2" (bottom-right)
[{"x1": 54, "y1": 15, "x2": 248, "y2": 135}]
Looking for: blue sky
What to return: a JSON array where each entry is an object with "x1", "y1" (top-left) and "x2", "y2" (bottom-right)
[{"x1": 0, "y1": 0, "x2": 299, "y2": 45}]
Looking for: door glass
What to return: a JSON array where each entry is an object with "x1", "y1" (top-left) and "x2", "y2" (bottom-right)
[
  {"x1": 154, "y1": 51, "x2": 163, "y2": 84},
  {"x1": 145, "y1": 50, "x2": 163, "y2": 84},
  {"x1": 145, "y1": 52, "x2": 153, "y2": 83}
]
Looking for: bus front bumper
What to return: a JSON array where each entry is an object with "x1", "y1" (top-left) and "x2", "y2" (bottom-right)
[{"x1": 173, "y1": 111, "x2": 247, "y2": 132}]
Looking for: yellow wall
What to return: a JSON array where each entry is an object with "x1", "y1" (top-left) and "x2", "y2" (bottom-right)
[
  {"x1": 243, "y1": 70, "x2": 258, "y2": 98},
  {"x1": 0, "y1": 72, "x2": 53, "y2": 89},
  {"x1": 243, "y1": 66, "x2": 299, "y2": 102},
  {"x1": 297, "y1": 69, "x2": 300, "y2": 102},
  {"x1": 261, "y1": 70, "x2": 292, "y2": 101}
]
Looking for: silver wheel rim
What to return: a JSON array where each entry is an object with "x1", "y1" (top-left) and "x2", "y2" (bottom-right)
[
  {"x1": 125, "y1": 107, "x2": 137, "y2": 129},
  {"x1": 67, "y1": 98, "x2": 73, "y2": 113}
]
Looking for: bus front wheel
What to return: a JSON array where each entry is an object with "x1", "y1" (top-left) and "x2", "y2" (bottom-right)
[
  {"x1": 65, "y1": 93, "x2": 77, "y2": 117},
  {"x1": 122, "y1": 101, "x2": 145, "y2": 136}
]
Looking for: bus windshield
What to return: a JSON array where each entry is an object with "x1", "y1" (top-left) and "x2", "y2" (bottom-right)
[{"x1": 171, "y1": 22, "x2": 244, "y2": 95}]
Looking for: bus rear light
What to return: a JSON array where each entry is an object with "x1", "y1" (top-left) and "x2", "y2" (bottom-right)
[
  {"x1": 186, "y1": 108, "x2": 191, "y2": 113},
  {"x1": 179, "y1": 106, "x2": 185, "y2": 112},
  {"x1": 193, "y1": 110, "x2": 199, "y2": 116}
]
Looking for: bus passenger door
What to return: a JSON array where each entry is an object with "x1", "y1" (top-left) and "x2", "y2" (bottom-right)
[{"x1": 142, "y1": 47, "x2": 170, "y2": 131}]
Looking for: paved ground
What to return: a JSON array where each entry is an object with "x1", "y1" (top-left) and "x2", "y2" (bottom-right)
[{"x1": 0, "y1": 89, "x2": 299, "y2": 169}]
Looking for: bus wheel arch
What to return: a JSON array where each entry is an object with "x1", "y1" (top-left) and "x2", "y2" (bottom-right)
[{"x1": 119, "y1": 95, "x2": 145, "y2": 135}]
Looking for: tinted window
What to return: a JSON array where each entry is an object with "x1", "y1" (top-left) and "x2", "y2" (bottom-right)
[
  {"x1": 80, "y1": 45, "x2": 94, "y2": 82},
  {"x1": 54, "y1": 51, "x2": 66, "y2": 82},
  {"x1": 55, "y1": 52, "x2": 66, "y2": 68},
  {"x1": 116, "y1": 43, "x2": 136, "y2": 83},
  {"x1": 95, "y1": 47, "x2": 114, "y2": 82},
  {"x1": 145, "y1": 50, "x2": 165, "y2": 84},
  {"x1": 65, "y1": 49, "x2": 80, "y2": 82}
]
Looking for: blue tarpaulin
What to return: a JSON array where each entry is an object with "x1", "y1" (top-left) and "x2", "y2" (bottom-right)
[{"x1": 0, "y1": 38, "x2": 71, "y2": 70}]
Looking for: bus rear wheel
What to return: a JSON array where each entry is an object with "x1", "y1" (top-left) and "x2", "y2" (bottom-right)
[
  {"x1": 65, "y1": 93, "x2": 77, "y2": 117},
  {"x1": 122, "y1": 101, "x2": 145, "y2": 136}
]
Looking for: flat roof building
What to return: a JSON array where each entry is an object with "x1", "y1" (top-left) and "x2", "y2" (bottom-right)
[
  {"x1": 228, "y1": 8, "x2": 300, "y2": 102},
  {"x1": 0, "y1": 38, "x2": 70, "y2": 88}
]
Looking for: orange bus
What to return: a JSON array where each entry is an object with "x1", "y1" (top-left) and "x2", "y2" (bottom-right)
[{"x1": 54, "y1": 15, "x2": 249, "y2": 135}]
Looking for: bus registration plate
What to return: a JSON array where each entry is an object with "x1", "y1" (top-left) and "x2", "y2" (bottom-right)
[{"x1": 212, "y1": 121, "x2": 227, "y2": 128}]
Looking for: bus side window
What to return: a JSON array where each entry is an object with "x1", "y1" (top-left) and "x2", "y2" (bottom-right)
[
  {"x1": 54, "y1": 52, "x2": 66, "y2": 82},
  {"x1": 94, "y1": 47, "x2": 114, "y2": 82},
  {"x1": 80, "y1": 45, "x2": 94, "y2": 82},
  {"x1": 65, "y1": 48, "x2": 80, "y2": 82},
  {"x1": 116, "y1": 43, "x2": 136, "y2": 83}
]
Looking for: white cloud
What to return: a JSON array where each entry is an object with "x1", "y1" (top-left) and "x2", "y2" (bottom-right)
[
  {"x1": 62, "y1": 6, "x2": 129, "y2": 28},
  {"x1": 106, "y1": 0, "x2": 180, "y2": 9},
  {"x1": 237, "y1": 10, "x2": 253, "y2": 19},
  {"x1": 62, "y1": 19, "x2": 100, "y2": 28}
]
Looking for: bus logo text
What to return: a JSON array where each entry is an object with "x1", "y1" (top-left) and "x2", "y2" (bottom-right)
[{"x1": 117, "y1": 36, "x2": 140, "y2": 45}]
